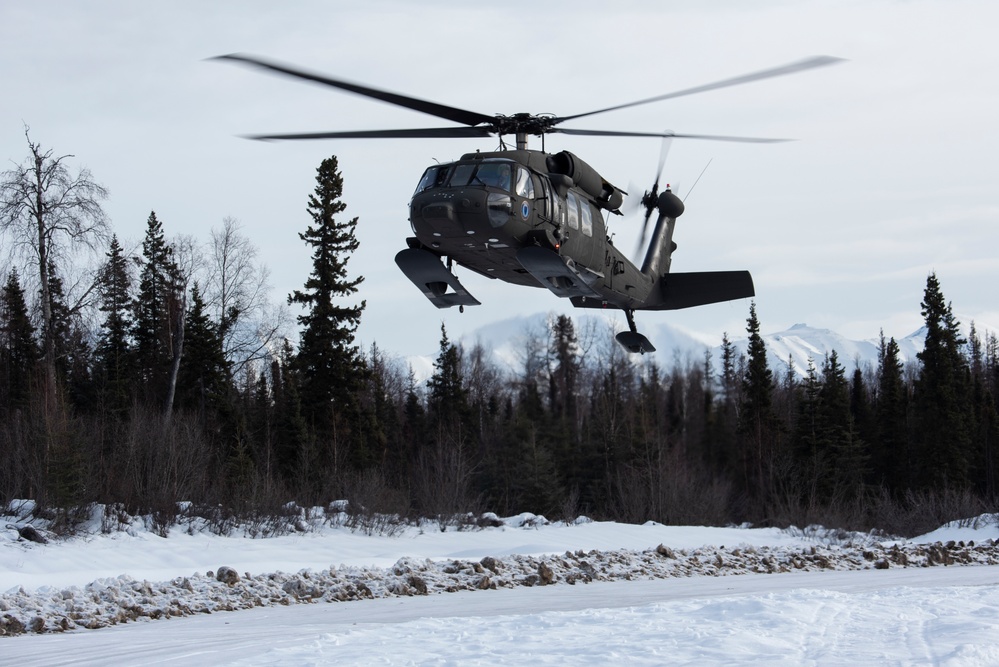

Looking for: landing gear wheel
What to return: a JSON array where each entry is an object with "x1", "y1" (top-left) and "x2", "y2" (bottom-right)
[{"x1": 615, "y1": 309, "x2": 656, "y2": 354}]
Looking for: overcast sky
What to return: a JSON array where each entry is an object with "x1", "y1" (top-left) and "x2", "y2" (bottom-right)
[{"x1": 3, "y1": 0, "x2": 997, "y2": 359}]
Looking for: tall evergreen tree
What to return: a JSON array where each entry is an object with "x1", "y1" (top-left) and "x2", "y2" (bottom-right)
[
  {"x1": 913, "y1": 273, "x2": 973, "y2": 489},
  {"x1": 288, "y1": 155, "x2": 366, "y2": 445},
  {"x1": 792, "y1": 359, "x2": 823, "y2": 503},
  {"x1": 425, "y1": 323, "x2": 470, "y2": 437},
  {"x1": 738, "y1": 302, "x2": 778, "y2": 499},
  {"x1": 546, "y1": 315, "x2": 584, "y2": 495},
  {"x1": 0, "y1": 270, "x2": 38, "y2": 413},
  {"x1": 850, "y1": 367, "x2": 876, "y2": 457},
  {"x1": 177, "y1": 283, "x2": 230, "y2": 415},
  {"x1": 873, "y1": 332, "x2": 909, "y2": 491},
  {"x1": 819, "y1": 351, "x2": 866, "y2": 500},
  {"x1": 967, "y1": 324, "x2": 998, "y2": 496},
  {"x1": 705, "y1": 331, "x2": 741, "y2": 478},
  {"x1": 132, "y1": 211, "x2": 183, "y2": 411},
  {"x1": 95, "y1": 235, "x2": 133, "y2": 417},
  {"x1": 269, "y1": 341, "x2": 309, "y2": 486},
  {"x1": 42, "y1": 262, "x2": 92, "y2": 409}
]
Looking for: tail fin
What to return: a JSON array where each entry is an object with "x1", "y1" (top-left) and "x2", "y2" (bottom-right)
[{"x1": 641, "y1": 189, "x2": 684, "y2": 279}]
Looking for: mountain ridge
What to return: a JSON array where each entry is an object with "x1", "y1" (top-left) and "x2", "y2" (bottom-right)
[{"x1": 402, "y1": 312, "x2": 994, "y2": 382}]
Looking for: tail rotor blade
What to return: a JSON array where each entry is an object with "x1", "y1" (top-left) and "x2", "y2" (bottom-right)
[{"x1": 635, "y1": 134, "x2": 673, "y2": 257}]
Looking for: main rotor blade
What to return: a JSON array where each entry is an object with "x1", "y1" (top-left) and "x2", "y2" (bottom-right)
[
  {"x1": 213, "y1": 53, "x2": 497, "y2": 128},
  {"x1": 555, "y1": 55, "x2": 844, "y2": 125},
  {"x1": 245, "y1": 127, "x2": 495, "y2": 141},
  {"x1": 554, "y1": 128, "x2": 791, "y2": 143}
]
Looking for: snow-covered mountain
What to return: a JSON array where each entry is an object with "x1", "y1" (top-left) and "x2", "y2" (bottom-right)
[
  {"x1": 444, "y1": 314, "x2": 926, "y2": 379},
  {"x1": 402, "y1": 313, "x2": 995, "y2": 382},
  {"x1": 729, "y1": 323, "x2": 926, "y2": 377}
]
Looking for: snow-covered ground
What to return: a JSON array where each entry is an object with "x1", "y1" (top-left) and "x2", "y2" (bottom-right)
[{"x1": 3, "y1": 506, "x2": 999, "y2": 665}]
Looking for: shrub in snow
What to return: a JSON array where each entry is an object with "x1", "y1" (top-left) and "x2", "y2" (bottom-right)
[
  {"x1": 10, "y1": 525, "x2": 48, "y2": 544},
  {"x1": 476, "y1": 513, "x2": 504, "y2": 528}
]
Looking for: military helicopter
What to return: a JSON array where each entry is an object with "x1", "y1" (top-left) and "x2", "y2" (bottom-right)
[{"x1": 215, "y1": 54, "x2": 842, "y2": 353}]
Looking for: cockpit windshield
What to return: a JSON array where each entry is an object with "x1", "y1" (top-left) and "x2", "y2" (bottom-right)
[
  {"x1": 414, "y1": 160, "x2": 514, "y2": 194},
  {"x1": 413, "y1": 165, "x2": 451, "y2": 194},
  {"x1": 469, "y1": 162, "x2": 512, "y2": 190}
]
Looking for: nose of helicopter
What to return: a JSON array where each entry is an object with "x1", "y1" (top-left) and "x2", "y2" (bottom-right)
[{"x1": 414, "y1": 189, "x2": 509, "y2": 240}]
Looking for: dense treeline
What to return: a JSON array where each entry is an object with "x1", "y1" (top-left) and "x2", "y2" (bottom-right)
[{"x1": 2, "y1": 139, "x2": 998, "y2": 536}]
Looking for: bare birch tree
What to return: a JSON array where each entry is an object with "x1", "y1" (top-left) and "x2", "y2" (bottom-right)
[
  {"x1": 0, "y1": 128, "x2": 109, "y2": 393},
  {"x1": 202, "y1": 217, "x2": 283, "y2": 374}
]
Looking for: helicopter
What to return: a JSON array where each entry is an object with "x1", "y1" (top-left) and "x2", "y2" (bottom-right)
[{"x1": 215, "y1": 54, "x2": 842, "y2": 353}]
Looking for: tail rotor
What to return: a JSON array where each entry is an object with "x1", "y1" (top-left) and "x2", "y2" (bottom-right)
[{"x1": 635, "y1": 134, "x2": 673, "y2": 258}]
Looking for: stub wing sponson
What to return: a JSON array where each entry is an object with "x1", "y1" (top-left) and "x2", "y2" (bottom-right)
[{"x1": 395, "y1": 248, "x2": 481, "y2": 309}]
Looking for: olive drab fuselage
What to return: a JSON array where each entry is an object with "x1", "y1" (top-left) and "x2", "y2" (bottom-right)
[{"x1": 407, "y1": 149, "x2": 655, "y2": 310}]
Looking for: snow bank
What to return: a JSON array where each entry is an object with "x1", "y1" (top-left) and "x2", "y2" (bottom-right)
[{"x1": 3, "y1": 534, "x2": 997, "y2": 636}]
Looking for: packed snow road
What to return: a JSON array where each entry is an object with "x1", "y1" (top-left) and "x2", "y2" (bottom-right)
[{"x1": 5, "y1": 566, "x2": 999, "y2": 666}]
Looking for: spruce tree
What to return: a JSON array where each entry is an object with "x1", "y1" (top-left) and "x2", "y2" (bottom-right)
[
  {"x1": 913, "y1": 273, "x2": 973, "y2": 489},
  {"x1": 819, "y1": 350, "x2": 866, "y2": 500},
  {"x1": 706, "y1": 332, "x2": 741, "y2": 478},
  {"x1": 873, "y1": 332, "x2": 909, "y2": 492},
  {"x1": 271, "y1": 340, "x2": 309, "y2": 487},
  {"x1": 738, "y1": 302, "x2": 778, "y2": 497},
  {"x1": 546, "y1": 315, "x2": 583, "y2": 494},
  {"x1": 362, "y1": 343, "x2": 397, "y2": 471},
  {"x1": 0, "y1": 270, "x2": 38, "y2": 413},
  {"x1": 400, "y1": 369, "x2": 427, "y2": 477},
  {"x1": 967, "y1": 324, "x2": 998, "y2": 495},
  {"x1": 425, "y1": 323, "x2": 470, "y2": 437},
  {"x1": 132, "y1": 211, "x2": 183, "y2": 410},
  {"x1": 791, "y1": 357, "x2": 831, "y2": 508},
  {"x1": 177, "y1": 283, "x2": 230, "y2": 415},
  {"x1": 42, "y1": 262, "x2": 92, "y2": 409},
  {"x1": 288, "y1": 155, "x2": 366, "y2": 444},
  {"x1": 95, "y1": 235, "x2": 133, "y2": 417},
  {"x1": 850, "y1": 367, "x2": 877, "y2": 457}
]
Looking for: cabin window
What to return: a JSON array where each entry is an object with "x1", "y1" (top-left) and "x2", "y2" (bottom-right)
[
  {"x1": 539, "y1": 177, "x2": 554, "y2": 220},
  {"x1": 414, "y1": 165, "x2": 450, "y2": 194},
  {"x1": 566, "y1": 191, "x2": 580, "y2": 230},
  {"x1": 580, "y1": 201, "x2": 593, "y2": 237},
  {"x1": 515, "y1": 167, "x2": 535, "y2": 198}
]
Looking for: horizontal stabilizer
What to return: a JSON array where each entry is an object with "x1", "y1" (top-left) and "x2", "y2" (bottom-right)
[{"x1": 644, "y1": 271, "x2": 754, "y2": 310}]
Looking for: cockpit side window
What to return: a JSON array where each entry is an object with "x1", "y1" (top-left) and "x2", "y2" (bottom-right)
[{"x1": 515, "y1": 167, "x2": 535, "y2": 198}]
